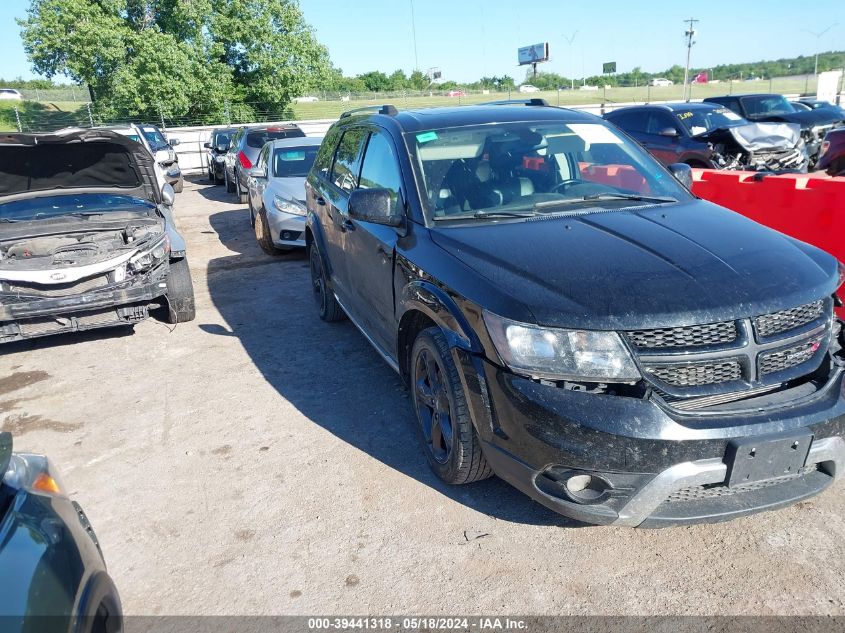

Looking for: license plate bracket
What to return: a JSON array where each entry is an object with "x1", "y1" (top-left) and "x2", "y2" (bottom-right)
[{"x1": 725, "y1": 432, "x2": 812, "y2": 487}]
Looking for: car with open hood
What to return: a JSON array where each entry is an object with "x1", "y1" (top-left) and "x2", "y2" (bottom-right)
[
  {"x1": 305, "y1": 103, "x2": 845, "y2": 527},
  {"x1": 605, "y1": 102, "x2": 808, "y2": 171},
  {"x1": 704, "y1": 93, "x2": 844, "y2": 166},
  {"x1": 0, "y1": 432, "x2": 123, "y2": 633},
  {"x1": 0, "y1": 128, "x2": 196, "y2": 345}
]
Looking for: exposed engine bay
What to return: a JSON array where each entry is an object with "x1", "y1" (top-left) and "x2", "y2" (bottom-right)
[{"x1": 698, "y1": 122, "x2": 807, "y2": 171}]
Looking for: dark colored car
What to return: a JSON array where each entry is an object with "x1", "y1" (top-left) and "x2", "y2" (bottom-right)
[
  {"x1": 0, "y1": 129, "x2": 196, "y2": 344},
  {"x1": 604, "y1": 102, "x2": 807, "y2": 171},
  {"x1": 796, "y1": 99, "x2": 845, "y2": 118},
  {"x1": 305, "y1": 103, "x2": 845, "y2": 527},
  {"x1": 817, "y1": 128, "x2": 845, "y2": 176},
  {"x1": 224, "y1": 124, "x2": 305, "y2": 203},
  {"x1": 0, "y1": 432, "x2": 122, "y2": 632},
  {"x1": 703, "y1": 94, "x2": 844, "y2": 166},
  {"x1": 204, "y1": 127, "x2": 235, "y2": 184}
]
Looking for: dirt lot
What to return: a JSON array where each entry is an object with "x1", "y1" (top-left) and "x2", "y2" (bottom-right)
[{"x1": 2, "y1": 177, "x2": 845, "y2": 616}]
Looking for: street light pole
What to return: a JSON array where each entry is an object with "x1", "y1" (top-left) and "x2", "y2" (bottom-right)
[
  {"x1": 410, "y1": 0, "x2": 419, "y2": 70},
  {"x1": 804, "y1": 24, "x2": 838, "y2": 76},
  {"x1": 682, "y1": 17, "x2": 699, "y2": 102},
  {"x1": 562, "y1": 31, "x2": 578, "y2": 91}
]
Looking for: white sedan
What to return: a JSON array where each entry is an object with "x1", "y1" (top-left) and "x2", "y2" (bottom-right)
[
  {"x1": 245, "y1": 136, "x2": 323, "y2": 255},
  {"x1": 0, "y1": 89, "x2": 23, "y2": 101}
]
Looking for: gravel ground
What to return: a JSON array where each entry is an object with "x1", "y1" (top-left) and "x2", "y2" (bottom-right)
[{"x1": 2, "y1": 176, "x2": 845, "y2": 616}]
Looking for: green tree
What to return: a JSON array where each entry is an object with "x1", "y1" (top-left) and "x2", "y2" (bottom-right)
[
  {"x1": 18, "y1": 0, "x2": 330, "y2": 123},
  {"x1": 357, "y1": 71, "x2": 390, "y2": 92}
]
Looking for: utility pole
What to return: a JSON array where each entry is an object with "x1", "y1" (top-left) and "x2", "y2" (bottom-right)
[
  {"x1": 563, "y1": 31, "x2": 578, "y2": 91},
  {"x1": 682, "y1": 18, "x2": 699, "y2": 102},
  {"x1": 410, "y1": 0, "x2": 419, "y2": 71},
  {"x1": 804, "y1": 24, "x2": 838, "y2": 76}
]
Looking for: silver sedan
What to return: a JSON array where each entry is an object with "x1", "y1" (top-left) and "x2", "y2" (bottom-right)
[{"x1": 245, "y1": 136, "x2": 322, "y2": 254}]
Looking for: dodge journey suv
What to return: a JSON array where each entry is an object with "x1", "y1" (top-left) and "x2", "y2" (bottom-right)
[{"x1": 305, "y1": 103, "x2": 845, "y2": 527}]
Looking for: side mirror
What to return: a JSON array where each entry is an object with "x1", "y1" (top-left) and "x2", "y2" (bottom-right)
[
  {"x1": 168, "y1": 138, "x2": 181, "y2": 146},
  {"x1": 203, "y1": 142, "x2": 212, "y2": 149},
  {"x1": 668, "y1": 163, "x2": 693, "y2": 189},
  {"x1": 658, "y1": 127, "x2": 680, "y2": 138},
  {"x1": 348, "y1": 188, "x2": 403, "y2": 227},
  {"x1": 248, "y1": 166, "x2": 267, "y2": 179},
  {"x1": 161, "y1": 183, "x2": 176, "y2": 206}
]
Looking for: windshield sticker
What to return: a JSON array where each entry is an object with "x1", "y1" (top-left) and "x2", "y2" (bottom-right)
[
  {"x1": 416, "y1": 131, "x2": 439, "y2": 144},
  {"x1": 279, "y1": 151, "x2": 305, "y2": 161},
  {"x1": 677, "y1": 111, "x2": 693, "y2": 120},
  {"x1": 568, "y1": 124, "x2": 623, "y2": 145}
]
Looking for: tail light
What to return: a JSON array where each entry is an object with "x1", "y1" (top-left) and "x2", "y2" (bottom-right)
[
  {"x1": 820, "y1": 141, "x2": 830, "y2": 158},
  {"x1": 238, "y1": 151, "x2": 252, "y2": 169}
]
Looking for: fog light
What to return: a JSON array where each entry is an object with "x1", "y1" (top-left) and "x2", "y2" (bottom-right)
[{"x1": 565, "y1": 474, "x2": 610, "y2": 503}]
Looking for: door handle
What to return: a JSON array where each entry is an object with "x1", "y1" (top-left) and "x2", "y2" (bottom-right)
[
  {"x1": 316, "y1": 196, "x2": 326, "y2": 206},
  {"x1": 340, "y1": 219, "x2": 355, "y2": 232},
  {"x1": 377, "y1": 245, "x2": 390, "y2": 262}
]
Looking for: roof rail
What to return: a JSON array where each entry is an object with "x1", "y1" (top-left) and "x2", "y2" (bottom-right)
[
  {"x1": 478, "y1": 98, "x2": 550, "y2": 107},
  {"x1": 339, "y1": 104, "x2": 398, "y2": 119}
]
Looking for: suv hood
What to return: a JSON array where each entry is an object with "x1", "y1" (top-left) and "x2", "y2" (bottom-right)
[
  {"x1": 429, "y1": 200, "x2": 840, "y2": 330},
  {"x1": 747, "y1": 108, "x2": 842, "y2": 128},
  {"x1": 0, "y1": 128, "x2": 161, "y2": 205}
]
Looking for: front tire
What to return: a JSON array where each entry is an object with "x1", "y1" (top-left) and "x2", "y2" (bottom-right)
[
  {"x1": 411, "y1": 327, "x2": 492, "y2": 484},
  {"x1": 255, "y1": 208, "x2": 287, "y2": 256},
  {"x1": 165, "y1": 258, "x2": 196, "y2": 323},
  {"x1": 309, "y1": 244, "x2": 345, "y2": 322}
]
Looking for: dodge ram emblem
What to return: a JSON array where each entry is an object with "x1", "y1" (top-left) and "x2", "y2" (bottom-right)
[{"x1": 50, "y1": 272, "x2": 67, "y2": 281}]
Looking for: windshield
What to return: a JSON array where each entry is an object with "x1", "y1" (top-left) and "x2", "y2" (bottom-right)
[
  {"x1": 0, "y1": 194, "x2": 155, "y2": 222},
  {"x1": 273, "y1": 146, "x2": 318, "y2": 178},
  {"x1": 676, "y1": 107, "x2": 746, "y2": 135},
  {"x1": 140, "y1": 126, "x2": 168, "y2": 148},
  {"x1": 740, "y1": 95, "x2": 796, "y2": 117},
  {"x1": 405, "y1": 120, "x2": 689, "y2": 221}
]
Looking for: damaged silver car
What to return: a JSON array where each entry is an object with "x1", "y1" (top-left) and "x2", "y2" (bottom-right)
[
  {"x1": 0, "y1": 129, "x2": 196, "y2": 345},
  {"x1": 605, "y1": 102, "x2": 808, "y2": 172}
]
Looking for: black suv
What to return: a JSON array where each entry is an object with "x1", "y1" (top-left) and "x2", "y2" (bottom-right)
[
  {"x1": 204, "y1": 127, "x2": 235, "y2": 184},
  {"x1": 305, "y1": 103, "x2": 845, "y2": 527}
]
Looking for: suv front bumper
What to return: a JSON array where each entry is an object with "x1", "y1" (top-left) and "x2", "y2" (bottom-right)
[{"x1": 461, "y1": 353, "x2": 845, "y2": 527}]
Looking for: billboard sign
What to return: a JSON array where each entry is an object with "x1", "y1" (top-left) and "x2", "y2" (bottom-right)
[
  {"x1": 518, "y1": 43, "x2": 550, "y2": 66},
  {"x1": 602, "y1": 61, "x2": 617, "y2": 74}
]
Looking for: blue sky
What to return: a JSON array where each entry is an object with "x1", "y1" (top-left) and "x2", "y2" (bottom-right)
[{"x1": 2, "y1": 0, "x2": 843, "y2": 83}]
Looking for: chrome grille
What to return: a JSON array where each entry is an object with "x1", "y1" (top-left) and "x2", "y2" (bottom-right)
[
  {"x1": 753, "y1": 300, "x2": 824, "y2": 338},
  {"x1": 645, "y1": 359, "x2": 743, "y2": 387},
  {"x1": 5, "y1": 275, "x2": 109, "y2": 298},
  {"x1": 626, "y1": 321, "x2": 737, "y2": 349},
  {"x1": 759, "y1": 337, "x2": 823, "y2": 376}
]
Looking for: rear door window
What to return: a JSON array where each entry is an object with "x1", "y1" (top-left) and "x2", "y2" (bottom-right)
[{"x1": 330, "y1": 128, "x2": 368, "y2": 193}]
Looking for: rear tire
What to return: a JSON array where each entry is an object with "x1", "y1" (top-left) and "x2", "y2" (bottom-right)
[
  {"x1": 309, "y1": 244, "x2": 345, "y2": 322},
  {"x1": 410, "y1": 327, "x2": 492, "y2": 484},
  {"x1": 255, "y1": 208, "x2": 286, "y2": 256},
  {"x1": 165, "y1": 258, "x2": 196, "y2": 323},
  {"x1": 225, "y1": 170, "x2": 235, "y2": 193},
  {"x1": 236, "y1": 178, "x2": 247, "y2": 204}
]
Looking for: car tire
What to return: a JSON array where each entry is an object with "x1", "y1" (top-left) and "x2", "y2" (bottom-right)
[
  {"x1": 173, "y1": 176, "x2": 184, "y2": 193},
  {"x1": 225, "y1": 170, "x2": 235, "y2": 193},
  {"x1": 255, "y1": 208, "x2": 287, "y2": 256},
  {"x1": 309, "y1": 243, "x2": 345, "y2": 322},
  {"x1": 410, "y1": 327, "x2": 492, "y2": 485},
  {"x1": 236, "y1": 177, "x2": 247, "y2": 204},
  {"x1": 164, "y1": 257, "x2": 196, "y2": 323}
]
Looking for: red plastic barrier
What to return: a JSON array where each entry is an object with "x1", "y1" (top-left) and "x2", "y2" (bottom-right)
[
  {"x1": 691, "y1": 169, "x2": 845, "y2": 318},
  {"x1": 579, "y1": 163, "x2": 650, "y2": 193}
]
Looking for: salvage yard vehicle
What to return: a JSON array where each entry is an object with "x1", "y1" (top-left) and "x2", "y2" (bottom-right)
[
  {"x1": 103, "y1": 123, "x2": 185, "y2": 193},
  {"x1": 817, "y1": 128, "x2": 845, "y2": 176},
  {"x1": 246, "y1": 136, "x2": 322, "y2": 255},
  {"x1": 0, "y1": 432, "x2": 123, "y2": 633},
  {"x1": 306, "y1": 103, "x2": 845, "y2": 527},
  {"x1": 0, "y1": 129, "x2": 196, "y2": 344},
  {"x1": 204, "y1": 127, "x2": 235, "y2": 184},
  {"x1": 604, "y1": 103, "x2": 808, "y2": 171},
  {"x1": 224, "y1": 124, "x2": 306, "y2": 203},
  {"x1": 704, "y1": 93, "x2": 844, "y2": 167}
]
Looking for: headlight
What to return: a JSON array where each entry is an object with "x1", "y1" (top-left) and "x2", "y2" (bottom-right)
[
  {"x1": 129, "y1": 235, "x2": 170, "y2": 272},
  {"x1": 4, "y1": 453, "x2": 65, "y2": 497},
  {"x1": 483, "y1": 311, "x2": 641, "y2": 382},
  {"x1": 273, "y1": 195, "x2": 306, "y2": 216}
]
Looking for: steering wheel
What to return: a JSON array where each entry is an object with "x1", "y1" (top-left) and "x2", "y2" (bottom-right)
[{"x1": 551, "y1": 179, "x2": 581, "y2": 193}]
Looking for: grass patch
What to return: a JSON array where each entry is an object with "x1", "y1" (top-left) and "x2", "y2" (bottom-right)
[{"x1": 0, "y1": 100, "x2": 89, "y2": 132}]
